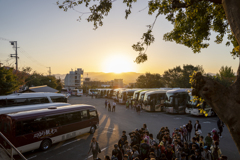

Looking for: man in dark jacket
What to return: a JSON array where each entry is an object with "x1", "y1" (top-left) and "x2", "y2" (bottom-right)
[
  {"x1": 112, "y1": 144, "x2": 122, "y2": 160},
  {"x1": 186, "y1": 120, "x2": 193, "y2": 142},
  {"x1": 140, "y1": 138, "x2": 150, "y2": 159},
  {"x1": 194, "y1": 120, "x2": 201, "y2": 135},
  {"x1": 130, "y1": 134, "x2": 138, "y2": 147}
]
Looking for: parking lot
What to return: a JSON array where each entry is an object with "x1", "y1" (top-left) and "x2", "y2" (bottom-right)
[{"x1": 17, "y1": 96, "x2": 240, "y2": 160}]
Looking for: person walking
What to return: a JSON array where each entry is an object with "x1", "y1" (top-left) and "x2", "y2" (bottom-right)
[
  {"x1": 194, "y1": 120, "x2": 201, "y2": 135},
  {"x1": 126, "y1": 101, "x2": 129, "y2": 109},
  {"x1": 88, "y1": 137, "x2": 101, "y2": 160},
  {"x1": 217, "y1": 118, "x2": 224, "y2": 138},
  {"x1": 112, "y1": 101, "x2": 116, "y2": 112},
  {"x1": 186, "y1": 120, "x2": 193, "y2": 142},
  {"x1": 105, "y1": 100, "x2": 108, "y2": 109}
]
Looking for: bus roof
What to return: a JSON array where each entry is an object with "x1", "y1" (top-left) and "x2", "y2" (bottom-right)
[
  {"x1": 166, "y1": 89, "x2": 191, "y2": 94},
  {"x1": 0, "y1": 103, "x2": 70, "y2": 115},
  {"x1": 0, "y1": 93, "x2": 66, "y2": 99},
  {"x1": 5, "y1": 104, "x2": 96, "y2": 120}
]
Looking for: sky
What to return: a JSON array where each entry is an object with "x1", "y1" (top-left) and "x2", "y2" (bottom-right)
[{"x1": 0, "y1": 0, "x2": 239, "y2": 75}]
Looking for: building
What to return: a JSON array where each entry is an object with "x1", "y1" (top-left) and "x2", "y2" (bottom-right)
[{"x1": 64, "y1": 68, "x2": 84, "y2": 90}]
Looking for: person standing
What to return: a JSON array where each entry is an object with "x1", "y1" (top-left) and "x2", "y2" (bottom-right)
[
  {"x1": 112, "y1": 101, "x2": 116, "y2": 112},
  {"x1": 194, "y1": 120, "x2": 201, "y2": 135},
  {"x1": 126, "y1": 101, "x2": 129, "y2": 109},
  {"x1": 217, "y1": 118, "x2": 224, "y2": 138},
  {"x1": 186, "y1": 120, "x2": 193, "y2": 142},
  {"x1": 182, "y1": 125, "x2": 188, "y2": 143},
  {"x1": 88, "y1": 137, "x2": 101, "y2": 160},
  {"x1": 108, "y1": 101, "x2": 111, "y2": 111}
]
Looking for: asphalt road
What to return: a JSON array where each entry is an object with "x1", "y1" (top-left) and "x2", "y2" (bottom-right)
[{"x1": 16, "y1": 96, "x2": 240, "y2": 160}]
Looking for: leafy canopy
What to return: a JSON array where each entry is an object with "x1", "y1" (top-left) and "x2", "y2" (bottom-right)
[{"x1": 57, "y1": 0, "x2": 239, "y2": 62}]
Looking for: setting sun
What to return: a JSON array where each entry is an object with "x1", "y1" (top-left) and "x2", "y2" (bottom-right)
[{"x1": 103, "y1": 55, "x2": 134, "y2": 73}]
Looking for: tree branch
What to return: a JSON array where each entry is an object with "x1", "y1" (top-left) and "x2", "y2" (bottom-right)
[{"x1": 172, "y1": 0, "x2": 222, "y2": 9}]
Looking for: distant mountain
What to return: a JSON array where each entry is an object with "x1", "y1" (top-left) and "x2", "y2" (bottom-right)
[{"x1": 53, "y1": 72, "x2": 143, "y2": 84}]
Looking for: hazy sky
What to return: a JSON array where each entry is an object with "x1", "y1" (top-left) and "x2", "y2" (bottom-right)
[{"x1": 0, "y1": 0, "x2": 239, "y2": 75}]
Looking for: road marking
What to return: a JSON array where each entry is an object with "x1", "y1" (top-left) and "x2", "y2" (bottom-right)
[
  {"x1": 87, "y1": 147, "x2": 108, "y2": 159},
  {"x1": 28, "y1": 155, "x2": 37, "y2": 159},
  {"x1": 61, "y1": 138, "x2": 81, "y2": 147},
  {"x1": 203, "y1": 121, "x2": 211, "y2": 123},
  {"x1": 174, "y1": 118, "x2": 182, "y2": 119}
]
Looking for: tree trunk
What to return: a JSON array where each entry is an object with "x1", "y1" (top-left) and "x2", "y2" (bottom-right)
[
  {"x1": 222, "y1": 0, "x2": 240, "y2": 45},
  {"x1": 192, "y1": 72, "x2": 240, "y2": 154}
]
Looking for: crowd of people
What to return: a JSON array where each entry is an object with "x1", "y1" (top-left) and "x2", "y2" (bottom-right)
[{"x1": 89, "y1": 122, "x2": 227, "y2": 160}]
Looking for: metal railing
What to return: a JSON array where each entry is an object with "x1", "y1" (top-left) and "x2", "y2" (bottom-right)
[{"x1": 0, "y1": 132, "x2": 27, "y2": 160}]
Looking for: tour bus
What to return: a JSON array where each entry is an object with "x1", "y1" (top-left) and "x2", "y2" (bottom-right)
[
  {"x1": 71, "y1": 89, "x2": 83, "y2": 96},
  {"x1": 118, "y1": 89, "x2": 139, "y2": 104},
  {"x1": 185, "y1": 94, "x2": 216, "y2": 117},
  {"x1": 143, "y1": 90, "x2": 167, "y2": 112},
  {"x1": 88, "y1": 89, "x2": 98, "y2": 96},
  {"x1": 0, "y1": 104, "x2": 99, "y2": 154},
  {"x1": 164, "y1": 89, "x2": 190, "y2": 114},
  {"x1": 112, "y1": 89, "x2": 120, "y2": 101},
  {"x1": 61, "y1": 88, "x2": 68, "y2": 94},
  {"x1": 138, "y1": 91, "x2": 151, "y2": 109},
  {"x1": 132, "y1": 90, "x2": 145, "y2": 106},
  {"x1": 0, "y1": 93, "x2": 68, "y2": 109},
  {"x1": 106, "y1": 89, "x2": 113, "y2": 98}
]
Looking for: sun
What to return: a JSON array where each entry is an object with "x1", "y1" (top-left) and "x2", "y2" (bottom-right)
[{"x1": 103, "y1": 55, "x2": 134, "y2": 73}]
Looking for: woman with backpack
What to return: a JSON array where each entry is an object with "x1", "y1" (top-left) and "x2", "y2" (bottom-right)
[
  {"x1": 88, "y1": 137, "x2": 101, "y2": 160},
  {"x1": 211, "y1": 141, "x2": 222, "y2": 160}
]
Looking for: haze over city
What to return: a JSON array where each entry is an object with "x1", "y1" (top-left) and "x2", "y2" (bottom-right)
[{"x1": 0, "y1": 0, "x2": 239, "y2": 75}]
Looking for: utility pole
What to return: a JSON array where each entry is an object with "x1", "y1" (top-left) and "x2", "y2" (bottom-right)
[
  {"x1": 10, "y1": 41, "x2": 19, "y2": 71},
  {"x1": 47, "y1": 67, "x2": 51, "y2": 76}
]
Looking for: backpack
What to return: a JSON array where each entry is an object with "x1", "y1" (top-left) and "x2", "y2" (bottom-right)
[{"x1": 141, "y1": 147, "x2": 147, "y2": 155}]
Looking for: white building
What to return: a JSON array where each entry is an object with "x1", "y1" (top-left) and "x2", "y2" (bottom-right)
[{"x1": 64, "y1": 68, "x2": 84, "y2": 90}]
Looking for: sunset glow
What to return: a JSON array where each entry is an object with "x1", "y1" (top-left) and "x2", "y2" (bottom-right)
[{"x1": 103, "y1": 55, "x2": 134, "y2": 73}]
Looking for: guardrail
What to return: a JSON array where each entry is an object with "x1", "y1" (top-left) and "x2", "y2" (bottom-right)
[{"x1": 0, "y1": 132, "x2": 27, "y2": 160}]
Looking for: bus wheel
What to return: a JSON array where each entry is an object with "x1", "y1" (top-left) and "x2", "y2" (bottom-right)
[
  {"x1": 40, "y1": 139, "x2": 52, "y2": 151},
  {"x1": 90, "y1": 126, "x2": 95, "y2": 134}
]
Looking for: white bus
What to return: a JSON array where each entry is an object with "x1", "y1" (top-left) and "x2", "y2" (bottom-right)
[
  {"x1": 72, "y1": 89, "x2": 83, "y2": 96},
  {"x1": 143, "y1": 90, "x2": 167, "y2": 112},
  {"x1": 0, "y1": 103, "x2": 70, "y2": 115},
  {"x1": 0, "y1": 93, "x2": 68, "y2": 110}
]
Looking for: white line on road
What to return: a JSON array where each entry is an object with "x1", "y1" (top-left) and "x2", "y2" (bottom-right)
[
  {"x1": 203, "y1": 121, "x2": 211, "y2": 123},
  {"x1": 87, "y1": 147, "x2": 109, "y2": 159},
  {"x1": 61, "y1": 139, "x2": 81, "y2": 147},
  {"x1": 28, "y1": 155, "x2": 37, "y2": 159}
]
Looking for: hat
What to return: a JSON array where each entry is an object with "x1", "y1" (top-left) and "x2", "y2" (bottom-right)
[
  {"x1": 114, "y1": 144, "x2": 118, "y2": 147},
  {"x1": 203, "y1": 146, "x2": 208, "y2": 149},
  {"x1": 212, "y1": 130, "x2": 216, "y2": 133},
  {"x1": 183, "y1": 125, "x2": 186, "y2": 127},
  {"x1": 211, "y1": 128, "x2": 217, "y2": 132},
  {"x1": 176, "y1": 128, "x2": 179, "y2": 131},
  {"x1": 135, "y1": 128, "x2": 139, "y2": 131}
]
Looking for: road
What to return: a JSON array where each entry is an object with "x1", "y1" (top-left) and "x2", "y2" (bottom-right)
[{"x1": 16, "y1": 96, "x2": 240, "y2": 160}]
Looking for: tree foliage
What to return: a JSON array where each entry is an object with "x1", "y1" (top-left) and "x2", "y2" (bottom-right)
[
  {"x1": 215, "y1": 66, "x2": 235, "y2": 87},
  {"x1": 163, "y1": 64, "x2": 204, "y2": 88},
  {"x1": 0, "y1": 67, "x2": 19, "y2": 95},
  {"x1": 57, "y1": 0, "x2": 239, "y2": 62},
  {"x1": 25, "y1": 72, "x2": 63, "y2": 91},
  {"x1": 136, "y1": 73, "x2": 164, "y2": 88}
]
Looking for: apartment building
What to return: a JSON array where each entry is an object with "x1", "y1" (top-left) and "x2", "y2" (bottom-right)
[{"x1": 64, "y1": 68, "x2": 84, "y2": 90}]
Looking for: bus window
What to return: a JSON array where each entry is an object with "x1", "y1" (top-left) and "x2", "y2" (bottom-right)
[
  {"x1": 89, "y1": 110, "x2": 97, "y2": 119},
  {"x1": 64, "y1": 112, "x2": 81, "y2": 124},
  {"x1": 50, "y1": 96, "x2": 67, "y2": 103},
  {"x1": 7, "y1": 98, "x2": 28, "y2": 106},
  {"x1": 0, "y1": 99, "x2": 7, "y2": 108},
  {"x1": 81, "y1": 110, "x2": 88, "y2": 121},
  {"x1": 28, "y1": 97, "x2": 49, "y2": 104}
]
